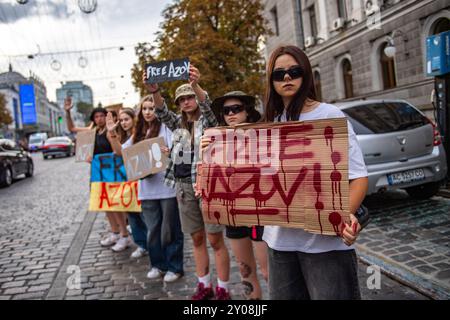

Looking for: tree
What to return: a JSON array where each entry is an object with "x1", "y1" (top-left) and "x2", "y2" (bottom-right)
[
  {"x1": 131, "y1": 0, "x2": 272, "y2": 105},
  {"x1": 76, "y1": 101, "x2": 94, "y2": 124},
  {"x1": 0, "y1": 93, "x2": 13, "y2": 127}
]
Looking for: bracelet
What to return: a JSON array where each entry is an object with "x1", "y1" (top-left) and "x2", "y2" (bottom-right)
[{"x1": 354, "y1": 205, "x2": 370, "y2": 230}]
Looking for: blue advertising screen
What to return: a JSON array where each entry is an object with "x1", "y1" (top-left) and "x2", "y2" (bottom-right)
[{"x1": 19, "y1": 84, "x2": 37, "y2": 125}]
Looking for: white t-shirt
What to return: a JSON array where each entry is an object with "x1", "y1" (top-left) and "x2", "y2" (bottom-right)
[
  {"x1": 262, "y1": 103, "x2": 368, "y2": 253},
  {"x1": 122, "y1": 124, "x2": 176, "y2": 201}
]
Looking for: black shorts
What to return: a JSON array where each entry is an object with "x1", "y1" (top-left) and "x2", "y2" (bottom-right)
[{"x1": 225, "y1": 226, "x2": 264, "y2": 241}]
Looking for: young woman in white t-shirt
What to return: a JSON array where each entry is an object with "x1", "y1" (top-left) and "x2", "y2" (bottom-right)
[
  {"x1": 110, "y1": 96, "x2": 184, "y2": 283},
  {"x1": 262, "y1": 45, "x2": 369, "y2": 299}
]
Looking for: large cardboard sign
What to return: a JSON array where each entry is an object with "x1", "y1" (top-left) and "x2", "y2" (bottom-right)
[
  {"x1": 75, "y1": 130, "x2": 96, "y2": 163},
  {"x1": 89, "y1": 153, "x2": 141, "y2": 212},
  {"x1": 145, "y1": 58, "x2": 190, "y2": 83},
  {"x1": 121, "y1": 137, "x2": 168, "y2": 181},
  {"x1": 198, "y1": 118, "x2": 350, "y2": 236}
]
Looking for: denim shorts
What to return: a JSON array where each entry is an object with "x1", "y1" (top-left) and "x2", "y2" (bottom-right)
[{"x1": 268, "y1": 248, "x2": 361, "y2": 300}]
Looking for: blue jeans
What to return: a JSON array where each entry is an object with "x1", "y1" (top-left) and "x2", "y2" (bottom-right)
[
  {"x1": 141, "y1": 198, "x2": 184, "y2": 274},
  {"x1": 268, "y1": 248, "x2": 361, "y2": 300},
  {"x1": 127, "y1": 213, "x2": 147, "y2": 250}
]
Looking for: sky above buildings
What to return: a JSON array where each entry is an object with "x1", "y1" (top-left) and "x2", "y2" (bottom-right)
[{"x1": 0, "y1": 0, "x2": 171, "y2": 108}]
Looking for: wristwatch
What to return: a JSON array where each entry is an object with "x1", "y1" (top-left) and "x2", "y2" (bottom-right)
[{"x1": 354, "y1": 204, "x2": 370, "y2": 230}]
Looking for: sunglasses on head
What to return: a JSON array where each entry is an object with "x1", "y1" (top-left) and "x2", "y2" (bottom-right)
[
  {"x1": 271, "y1": 66, "x2": 304, "y2": 82},
  {"x1": 222, "y1": 104, "x2": 245, "y2": 115}
]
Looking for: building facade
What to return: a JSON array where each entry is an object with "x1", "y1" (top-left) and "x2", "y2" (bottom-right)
[
  {"x1": 0, "y1": 65, "x2": 65, "y2": 140},
  {"x1": 56, "y1": 81, "x2": 93, "y2": 127},
  {"x1": 263, "y1": 0, "x2": 450, "y2": 117}
]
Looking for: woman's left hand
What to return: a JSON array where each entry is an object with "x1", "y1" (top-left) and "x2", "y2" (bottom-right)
[
  {"x1": 189, "y1": 64, "x2": 200, "y2": 86},
  {"x1": 341, "y1": 214, "x2": 361, "y2": 246}
]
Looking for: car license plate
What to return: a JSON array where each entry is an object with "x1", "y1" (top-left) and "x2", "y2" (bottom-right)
[{"x1": 387, "y1": 169, "x2": 425, "y2": 185}]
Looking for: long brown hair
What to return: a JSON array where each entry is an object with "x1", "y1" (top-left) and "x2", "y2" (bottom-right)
[
  {"x1": 263, "y1": 45, "x2": 317, "y2": 122},
  {"x1": 117, "y1": 108, "x2": 136, "y2": 144},
  {"x1": 133, "y1": 95, "x2": 162, "y2": 144},
  {"x1": 179, "y1": 98, "x2": 201, "y2": 144}
]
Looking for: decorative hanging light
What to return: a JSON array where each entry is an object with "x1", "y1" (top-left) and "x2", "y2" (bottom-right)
[
  {"x1": 78, "y1": 0, "x2": 97, "y2": 14},
  {"x1": 50, "y1": 59, "x2": 62, "y2": 71},
  {"x1": 16, "y1": 0, "x2": 29, "y2": 4},
  {"x1": 78, "y1": 56, "x2": 88, "y2": 68}
]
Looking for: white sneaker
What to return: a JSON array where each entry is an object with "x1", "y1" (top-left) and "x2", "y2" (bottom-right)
[
  {"x1": 147, "y1": 267, "x2": 164, "y2": 279},
  {"x1": 163, "y1": 271, "x2": 182, "y2": 283},
  {"x1": 100, "y1": 233, "x2": 120, "y2": 247},
  {"x1": 111, "y1": 236, "x2": 131, "y2": 252},
  {"x1": 130, "y1": 247, "x2": 147, "y2": 259}
]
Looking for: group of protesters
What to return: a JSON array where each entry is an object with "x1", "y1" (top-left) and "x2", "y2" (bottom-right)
[{"x1": 65, "y1": 45, "x2": 370, "y2": 300}]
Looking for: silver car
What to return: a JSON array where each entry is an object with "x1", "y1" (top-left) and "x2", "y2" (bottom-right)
[{"x1": 337, "y1": 99, "x2": 448, "y2": 199}]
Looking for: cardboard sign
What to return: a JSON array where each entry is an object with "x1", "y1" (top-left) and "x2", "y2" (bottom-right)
[
  {"x1": 89, "y1": 153, "x2": 141, "y2": 212},
  {"x1": 89, "y1": 181, "x2": 141, "y2": 212},
  {"x1": 145, "y1": 58, "x2": 190, "y2": 83},
  {"x1": 198, "y1": 118, "x2": 350, "y2": 236},
  {"x1": 122, "y1": 137, "x2": 168, "y2": 181},
  {"x1": 75, "y1": 129, "x2": 96, "y2": 162}
]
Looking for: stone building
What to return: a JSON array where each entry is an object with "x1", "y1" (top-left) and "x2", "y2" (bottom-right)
[{"x1": 263, "y1": 0, "x2": 450, "y2": 116}]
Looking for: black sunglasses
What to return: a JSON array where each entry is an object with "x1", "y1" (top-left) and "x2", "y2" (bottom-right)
[
  {"x1": 271, "y1": 66, "x2": 304, "y2": 82},
  {"x1": 222, "y1": 104, "x2": 245, "y2": 115}
]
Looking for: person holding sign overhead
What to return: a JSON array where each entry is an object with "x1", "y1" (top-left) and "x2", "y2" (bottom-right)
[
  {"x1": 143, "y1": 64, "x2": 232, "y2": 299},
  {"x1": 109, "y1": 96, "x2": 184, "y2": 283},
  {"x1": 262, "y1": 45, "x2": 369, "y2": 300},
  {"x1": 65, "y1": 97, "x2": 131, "y2": 252}
]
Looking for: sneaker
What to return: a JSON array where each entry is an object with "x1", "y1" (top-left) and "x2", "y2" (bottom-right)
[
  {"x1": 100, "y1": 233, "x2": 120, "y2": 247},
  {"x1": 147, "y1": 267, "x2": 165, "y2": 280},
  {"x1": 111, "y1": 236, "x2": 131, "y2": 252},
  {"x1": 130, "y1": 247, "x2": 147, "y2": 259},
  {"x1": 192, "y1": 282, "x2": 214, "y2": 300},
  {"x1": 215, "y1": 286, "x2": 231, "y2": 300},
  {"x1": 163, "y1": 271, "x2": 182, "y2": 283}
]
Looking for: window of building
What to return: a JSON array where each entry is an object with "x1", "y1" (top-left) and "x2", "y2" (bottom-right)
[
  {"x1": 309, "y1": 6, "x2": 318, "y2": 38},
  {"x1": 433, "y1": 18, "x2": 450, "y2": 35},
  {"x1": 342, "y1": 59, "x2": 354, "y2": 98},
  {"x1": 270, "y1": 6, "x2": 279, "y2": 36},
  {"x1": 337, "y1": 0, "x2": 347, "y2": 19},
  {"x1": 313, "y1": 70, "x2": 323, "y2": 101},
  {"x1": 380, "y1": 42, "x2": 397, "y2": 89}
]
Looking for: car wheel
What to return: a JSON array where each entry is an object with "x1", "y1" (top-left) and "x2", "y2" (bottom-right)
[
  {"x1": 43, "y1": 155, "x2": 48, "y2": 160},
  {"x1": 0, "y1": 167, "x2": 13, "y2": 187},
  {"x1": 405, "y1": 181, "x2": 442, "y2": 200},
  {"x1": 25, "y1": 161, "x2": 33, "y2": 177}
]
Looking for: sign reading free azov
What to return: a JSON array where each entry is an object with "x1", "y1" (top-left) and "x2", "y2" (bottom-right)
[{"x1": 145, "y1": 58, "x2": 190, "y2": 83}]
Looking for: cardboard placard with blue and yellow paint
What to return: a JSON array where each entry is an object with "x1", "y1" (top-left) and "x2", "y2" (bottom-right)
[{"x1": 89, "y1": 153, "x2": 141, "y2": 212}]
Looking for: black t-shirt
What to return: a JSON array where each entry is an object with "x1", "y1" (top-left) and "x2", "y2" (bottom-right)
[
  {"x1": 94, "y1": 130, "x2": 113, "y2": 155},
  {"x1": 174, "y1": 150, "x2": 194, "y2": 178}
]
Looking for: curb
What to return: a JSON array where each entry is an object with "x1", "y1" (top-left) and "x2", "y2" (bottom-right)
[{"x1": 356, "y1": 245, "x2": 450, "y2": 300}]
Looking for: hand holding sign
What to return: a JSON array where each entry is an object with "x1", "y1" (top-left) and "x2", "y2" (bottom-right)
[
  {"x1": 143, "y1": 70, "x2": 159, "y2": 93},
  {"x1": 189, "y1": 65, "x2": 200, "y2": 87}
]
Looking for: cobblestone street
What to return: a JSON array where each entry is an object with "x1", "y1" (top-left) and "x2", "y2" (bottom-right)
[
  {"x1": 0, "y1": 154, "x2": 442, "y2": 300},
  {"x1": 357, "y1": 191, "x2": 450, "y2": 299}
]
